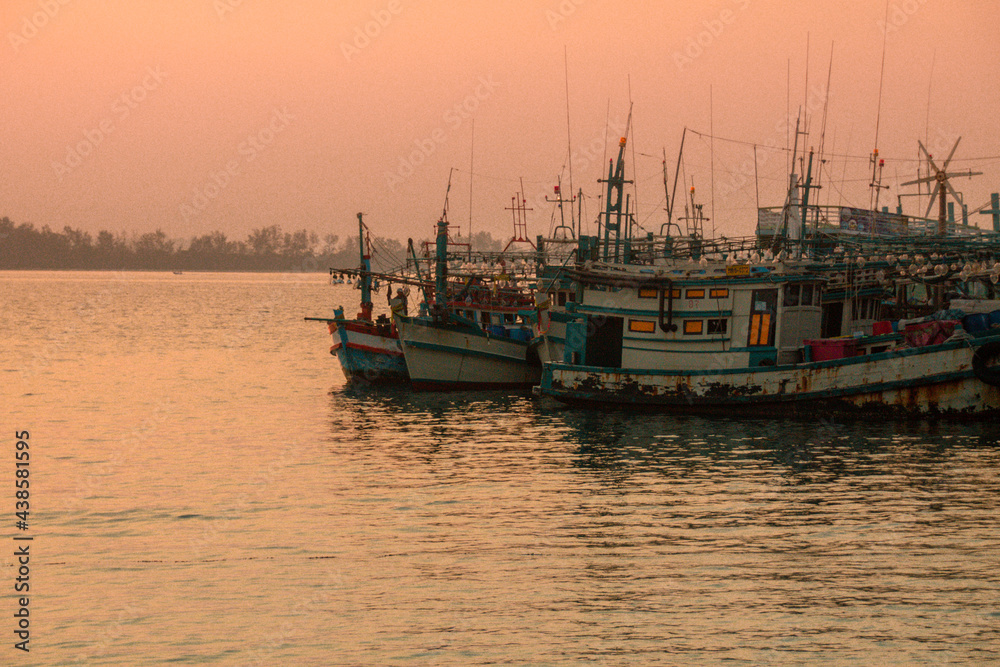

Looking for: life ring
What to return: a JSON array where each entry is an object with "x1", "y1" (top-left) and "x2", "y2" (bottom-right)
[{"x1": 972, "y1": 341, "x2": 1000, "y2": 387}]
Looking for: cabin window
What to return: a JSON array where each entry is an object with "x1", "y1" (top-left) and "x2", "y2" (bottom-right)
[
  {"x1": 852, "y1": 298, "x2": 881, "y2": 321},
  {"x1": 686, "y1": 289, "x2": 705, "y2": 299},
  {"x1": 748, "y1": 289, "x2": 778, "y2": 347},
  {"x1": 638, "y1": 287, "x2": 658, "y2": 299},
  {"x1": 558, "y1": 292, "x2": 569, "y2": 306},
  {"x1": 480, "y1": 311, "x2": 490, "y2": 327},
  {"x1": 783, "y1": 284, "x2": 800, "y2": 307},
  {"x1": 707, "y1": 318, "x2": 728, "y2": 335},
  {"x1": 683, "y1": 320, "x2": 703, "y2": 335},
  {"x1": 709, "y1": 288, "x2": 729, "y2": 299},
  {"x1": 629, "y1": 319, "x2": 656, "y2": 333},
  {"x1": 504, "y1": 313, "x2": 515, "y2": 324},
  {"x1": 801, "y1": 284, "x2": 814, "y2": 306}
]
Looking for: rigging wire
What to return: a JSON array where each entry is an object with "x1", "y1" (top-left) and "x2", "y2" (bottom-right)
[{"x1": 683, "y1": 128, "x2": 1000, "y2": 164}]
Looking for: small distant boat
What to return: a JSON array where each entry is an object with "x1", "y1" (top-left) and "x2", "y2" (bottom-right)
[{"x1": 173, "y1": 270, "x2": 183, "y2": 275}]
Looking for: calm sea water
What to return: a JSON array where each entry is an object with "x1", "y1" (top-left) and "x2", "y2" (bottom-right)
[{"x1": 3, "y1": 271, "x2": 1000, "y2": 665}]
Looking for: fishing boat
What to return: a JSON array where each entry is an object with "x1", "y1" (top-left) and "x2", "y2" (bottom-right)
[
  {"x1": 537, "y1": 130, "x2": 1000, "y2": 417},
  {"x1": 532, "y1": 122, "x2": 1000, "y2": 416},
  {"x1": 306, "y1": 213, "x2": 408, "y2": 385},
  {"x1": 393, "y1": 217, "x2": 539, "y2": 390},
  {"x1": 536, "y1": 256, "x2": 1000, "y2": 416}
]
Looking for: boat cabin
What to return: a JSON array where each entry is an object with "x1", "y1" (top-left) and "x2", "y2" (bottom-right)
[{"x1": 563, "y1": 263, "x2": 825, "y2": 371}]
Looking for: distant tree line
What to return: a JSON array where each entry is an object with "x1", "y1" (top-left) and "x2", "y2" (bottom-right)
[{"x1": 0, "y1": 217, "x2": 508, "y2": 272}]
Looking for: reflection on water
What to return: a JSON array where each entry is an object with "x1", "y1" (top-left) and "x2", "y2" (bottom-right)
[{"x1": 321, "y1": 384, "x2": 1000, "y2": 663}]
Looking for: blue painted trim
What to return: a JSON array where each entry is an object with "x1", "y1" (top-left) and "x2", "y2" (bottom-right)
[
  {"x1": 576, "y1": 303, "x2": 732, "y2": 318},
  {"x1": 622, "y1": 335, "x2": 731, "y2": 344},
  {"x1": 545, "y1": 334, "x2": 1000, "y2": 379},
  {"x1": 582, "y1": 273, "x2": 820, "y2": 288},
  {"x1": 336, "y1": 346, "x2": 409, "y2": 382},
  {"x1": 622, "y1": 343, "x2": 734, "y2": 353}
]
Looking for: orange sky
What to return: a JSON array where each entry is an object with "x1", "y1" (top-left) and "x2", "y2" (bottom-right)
[{"x1": 3, "y1": 0, "x2": 1000, "y2": 246}]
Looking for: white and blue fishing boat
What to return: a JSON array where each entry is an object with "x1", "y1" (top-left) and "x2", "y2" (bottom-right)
[
  {"x1": 533, "y1": 124, "x2": 1000, "y2": 416},
  {"x1": 537, "y1": 254, "x2": 1000, "y2": 416},
  {"x1": 393, "y1": 217, "x2": 539, "y2": 390},
  {"x1": 307, "y1": 213, "x2": 409, "y2": 385}
]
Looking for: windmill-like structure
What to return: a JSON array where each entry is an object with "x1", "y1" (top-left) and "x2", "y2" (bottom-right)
[{"x1": 901, "y1": 137, "x2": 982, "y2": 235}]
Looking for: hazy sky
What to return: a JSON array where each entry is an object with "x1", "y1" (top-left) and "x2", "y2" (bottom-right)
[{"x1": 4, "y1": 0, "x2": 1000, "y2": 246}]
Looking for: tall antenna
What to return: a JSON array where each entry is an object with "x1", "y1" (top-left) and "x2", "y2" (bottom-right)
[
  {"x1": 804, "y1": 32, "x2": 810, "y2": 119},
  {"x1": 870, "y1": 0, "x2": 890, "y2": 212},
  {"x1": 628, "y1": 75, "x2": 639, "y2": 236},
  {"x1": 661, "y1": 147, "x2": 670, "y2": 233},
  {"x1": 504, "y1": 178, "x2": 535, "y2": 250},
  {"x1": 441, "y1": 167, "x2": 454, "y2": 222},
  {"x1": 786, "y1": 58, "x2": 791, "y2": 176},
  {"x1": 669, "y1": 127, "x2": 687, "y2": 227},
  {"x1": 468, "y1": 119, "x2": 474, "y2": 241},
  {"x1": 816, "y1": 41, "x2": 834, "y2": 189},
  {"x1": 873, "y1": 0, "x2": 889, "y2": 155},
  {"x1": 925, "y1": 48, "x2": 935, "y2": 149},
  {"x1": 564, "y1": 47, "x2": 575, "y2": 230},
  {"x1": 709, "y1": 84, "x2": 716, "y2": 239},
  {"x1": 923, "y1": 49, "x2": 936, "y2": 205}
]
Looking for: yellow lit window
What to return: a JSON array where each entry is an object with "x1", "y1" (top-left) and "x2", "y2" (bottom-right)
[
  {"x1": 683, "y1": 320, "x2": 703, "y2": 335},
  {"x1": 638, "y1": 287, "x2": 658, "y2": 298},
  {"x1": 629, "y1": 319, "x2": 656, "y2": 333},
  {"x1": 709, "y1": 288, "x2": 729, "y2": 299},
  {"x1": 685, "y1": 289, "x2": 705, "y2": 299}
]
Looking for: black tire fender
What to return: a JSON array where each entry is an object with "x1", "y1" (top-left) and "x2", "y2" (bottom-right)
[{"x1": 972, "y1": 341, "x2": 1000, "y2": 387}]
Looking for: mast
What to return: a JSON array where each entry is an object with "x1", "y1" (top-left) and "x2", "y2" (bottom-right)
[
  {"x1": 546, "y1": 175, "x2": 575, "y2": 239},
  {"x1": 799, "y1": 149, "x2": 816, "y2": 250},
  {"x1": 599, "y1": 108, "x2": 633, "y2": 263},
  {"x1": 434, "y1": 217, "x2": 448, "y2": 305},
  {"x1": 357, "y1": 212, "x2": 373, "y2": 320},
  {"x1": 668, "y1": 127, "x2": 686, "y2": 228},
  {"x1": 406, "y1": 237, "x2": 427, "y2": 298}
]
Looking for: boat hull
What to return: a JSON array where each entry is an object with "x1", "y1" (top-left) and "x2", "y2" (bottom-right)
[
  {"x1": 540, "y1": 334, "x2": 1000, "y2": 417},
  {"x1": 396, "y1": 315, "x2": 540, "y2": 391},
  {"x1": 530, "y1": 310, "x2": 572, "y2": 365},
  {"x1": 331, "y1": 321, "x2": 409, "y2": 385}
]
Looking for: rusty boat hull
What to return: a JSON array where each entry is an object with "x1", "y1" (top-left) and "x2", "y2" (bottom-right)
[{"x1": 540, "y1": 333, "x2": 1000, "y2": 417}]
